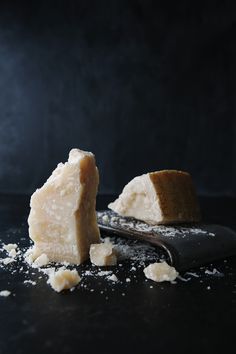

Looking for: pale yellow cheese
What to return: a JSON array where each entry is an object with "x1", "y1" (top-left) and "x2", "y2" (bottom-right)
[
  {"x1": 48, "y1": 269, "x2": 80, "y2": 292},
  {"x1": 109, "y1": 170, "x2": 200, "y2": 225},
  {"x1": 144, "y1": 262, "x2": 178, "y2": 282},
  {"x1": 33, "y1": 253, "x2": 49, "y2": 268},
  {"x1": 0, "y1": 290, "x2": 11, "y2": 297},
  {"x1": 3, "y1": 244, "x2": 18, "y2": 253},
  {"x1": 28, "y1": 148, "x2": 100, "y2": 264},
  {"x1": 89, "y1": 243, "x2": 117, "y2": 266}
]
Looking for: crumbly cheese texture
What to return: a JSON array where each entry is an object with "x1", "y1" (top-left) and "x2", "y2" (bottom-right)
[
  {"x1": 33, "y1": 253, "x2": 49, "y2": 267},
  {"x1": 144, "y1": 262, "x2": 178, "y2": 282},
  {"x1": 109, "y1": 170, "x2": 200, "y2": 225},
  {"x1": 28, "y1": 148, "x2": 100, "y2": 264},
  {"x1": 48, "y1": 269, "x2": 80, "y2": 292},
  {"x1": 0, "y1": 290, "x2": 11, "y2": 297},
  {"x1": 89, "y1": 243, "x2": 117, "y2": 266},
  {"x1": 3, "y1": 244, "x2": 17, "y2": 253}
]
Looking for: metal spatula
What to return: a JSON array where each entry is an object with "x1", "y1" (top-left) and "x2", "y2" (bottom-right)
[{"x1": 97, "y1": 210, "x2": 236, "y2": 271}]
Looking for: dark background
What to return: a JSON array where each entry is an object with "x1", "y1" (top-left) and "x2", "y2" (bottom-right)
[{"x1": 0, "y1": 0, "x2": 236, "y2": 196}]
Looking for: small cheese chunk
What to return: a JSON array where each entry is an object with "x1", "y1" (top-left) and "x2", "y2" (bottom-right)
[
  {"x1": 33, "y1": 253, "x2": 49, "y2": 268},
  {"x1": 0, "y1": 290, "x2": 11, "y2": 297},
  {"x1": 109, "y1": 170, "x2": 200, "y2": 225},
  {"x1": 48, "y1": 269, "x2": 80, "y2": 292},
  {"x1": 3, "y1": 244, "x2": 18, "y2": 253},
  {"x1": 2, "y1": 243, "x2": 18, "y2": 260},
  {"x1": 144, "y1": 262, "x2": 178, "y2": 282},
  {"x1": 24, "y1": 246, "x2": 39, "y2": 265},
  {"x1": 89, "y1": 243, "x2": 117, "y2": 266},
  {"x1": 107, "y1": 274, "x2": 118, "y2": 282},
  {"x1": 1, "y1": 257, "x2": 15, "y2": 265},
  {"x1": 28, "y1": 148, "x2": 100, "y2": 264}
]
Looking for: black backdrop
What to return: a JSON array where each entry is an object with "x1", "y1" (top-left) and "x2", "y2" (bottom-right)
[{"x1": 0, "y1": 1, "x2": 235, "y2": 196}]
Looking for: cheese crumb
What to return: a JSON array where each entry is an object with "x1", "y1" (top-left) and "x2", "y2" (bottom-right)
[
  {"x1": 9, "y1": 249, "x2": 17, "y2": 258},
  {"x1": 89, "y1": 243, "x2": 117, "y2": 266},
  {"x1": 97, "y1": 270, "x2": 112, "y2": 276},
  {"x1": 47, "y1": 269, "x2": 81, "y2": 292},
  {"x1": 0, "y1": 257, "x2": 15, "y2": 265},
  {"x1": 0, "y1": 290, "x2": 11, "y2": 297},
  {"x1": 144, "y1": 262, "x2": 178, "y2": 282},
  {"x1": 102, "y1": 214, "x2": 109, "y2": 224},
  {"x1": 24, "y1": 280, "x2": 37, "y2": 286},
  {"x1": 24, "y1": 246, "x2": 39, "y2": 265},
  {"x1": 3, "y1": 243, "x2": 18, "y2": 253},
  {"x1": 33, "y1": 254, "x2": 49, "y2": 268},
  {"x1": 108, "y1": 274, "x2": 118, "y2": 282}
]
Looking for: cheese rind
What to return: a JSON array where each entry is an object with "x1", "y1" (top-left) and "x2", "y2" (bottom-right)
[
  {"x1": 89, "y1": 243, "x2": 117, "y2": 266},
  {"x1": 144, "y1": 262, "x2": 178, "y2": 282},
  {"x1": 108, "y1": 170, "x2": 200, "y2": 225},
  {"x1": 28, "y1": 148, "x2": 100, "y2": 264}
]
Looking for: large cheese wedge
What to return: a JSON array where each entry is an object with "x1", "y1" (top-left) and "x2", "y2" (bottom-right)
[
  {"x1": 28, "y1": 148, "x2": 100, "y2": 264},
  {"x1": 108, "y1": 170, "x2": 200, "y2": 225}
]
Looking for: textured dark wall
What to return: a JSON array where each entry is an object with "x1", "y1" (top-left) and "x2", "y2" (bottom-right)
[{"x1": 0, "y1": 1, "x2": 236, "y2": 196}]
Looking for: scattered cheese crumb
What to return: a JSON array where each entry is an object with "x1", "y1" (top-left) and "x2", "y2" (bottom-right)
[
  {"x1": 23, "y1": 280, "x2": 37, "y2": 286},
  {"x1": 97, "y1": 271, "x2": 112, "y2": 276},
  {"x1": 144, "y1": 262, "x2": 178, "y2": 283},
  {"x1": 205, "y1": 268, "x2": 224, "y2": 277},
  {"x1": 3, "y1": 243, "x2": 18, "y2": 253},
  {"x1": 177, "y1": 275, "x2": 191, "y2": 282},
  {"x1": 0, "y1": 290, "x2": 11, "y2": 297},
  {"x1": 24, "y1": 246, "x2": 39, "y2": 265},
  {"x1": 9, "y1": 249, "x2": 17, "y2": 258},
  {"x1": 186, "y1": 272, "x2": 199, "y2": 278},
  {"x1": 33, "y1": 254, "x2": 49, "y2": 268},
  {"x1": 102, "y1": 215, "x2": 109, "y2": 224},
  {"x1": 108, "y1": 274, "x2": 118, "y2": 282},
  {"x1": 89, "y1": 243, "x2": 117, "y2": 266},
  {"x1": 0, "y1": 243, "x2": 18, "y2": 262},
  {"x1": 0, "y1": 257, "x2": 16, "y2": 265},
  {"x1": 47, "y1": 269, "x2": 81, "y2": 292}
]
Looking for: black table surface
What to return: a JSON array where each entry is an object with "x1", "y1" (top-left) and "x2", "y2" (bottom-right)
[{"x1": 0, "y1": 194, "x2": 236, "y2": 354}]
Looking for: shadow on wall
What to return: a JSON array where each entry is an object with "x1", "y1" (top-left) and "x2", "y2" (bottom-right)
[{"x1": 0, "y1": 1, "x2": 235, "y2": 196}]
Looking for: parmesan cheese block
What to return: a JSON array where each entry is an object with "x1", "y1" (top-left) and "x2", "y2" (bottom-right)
[
  {"x1": 109, "y1": 170, "x2": 200, "y2": 225},
  {"x1": 28, "y1": 148, "x2": 100, "y2": 264},
  {"x1": 89, "y1": 243, "x2": 117, "y2": 266},
  {"x1": 144, "y1": 262, "x2": 178, "y2": 282}
]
